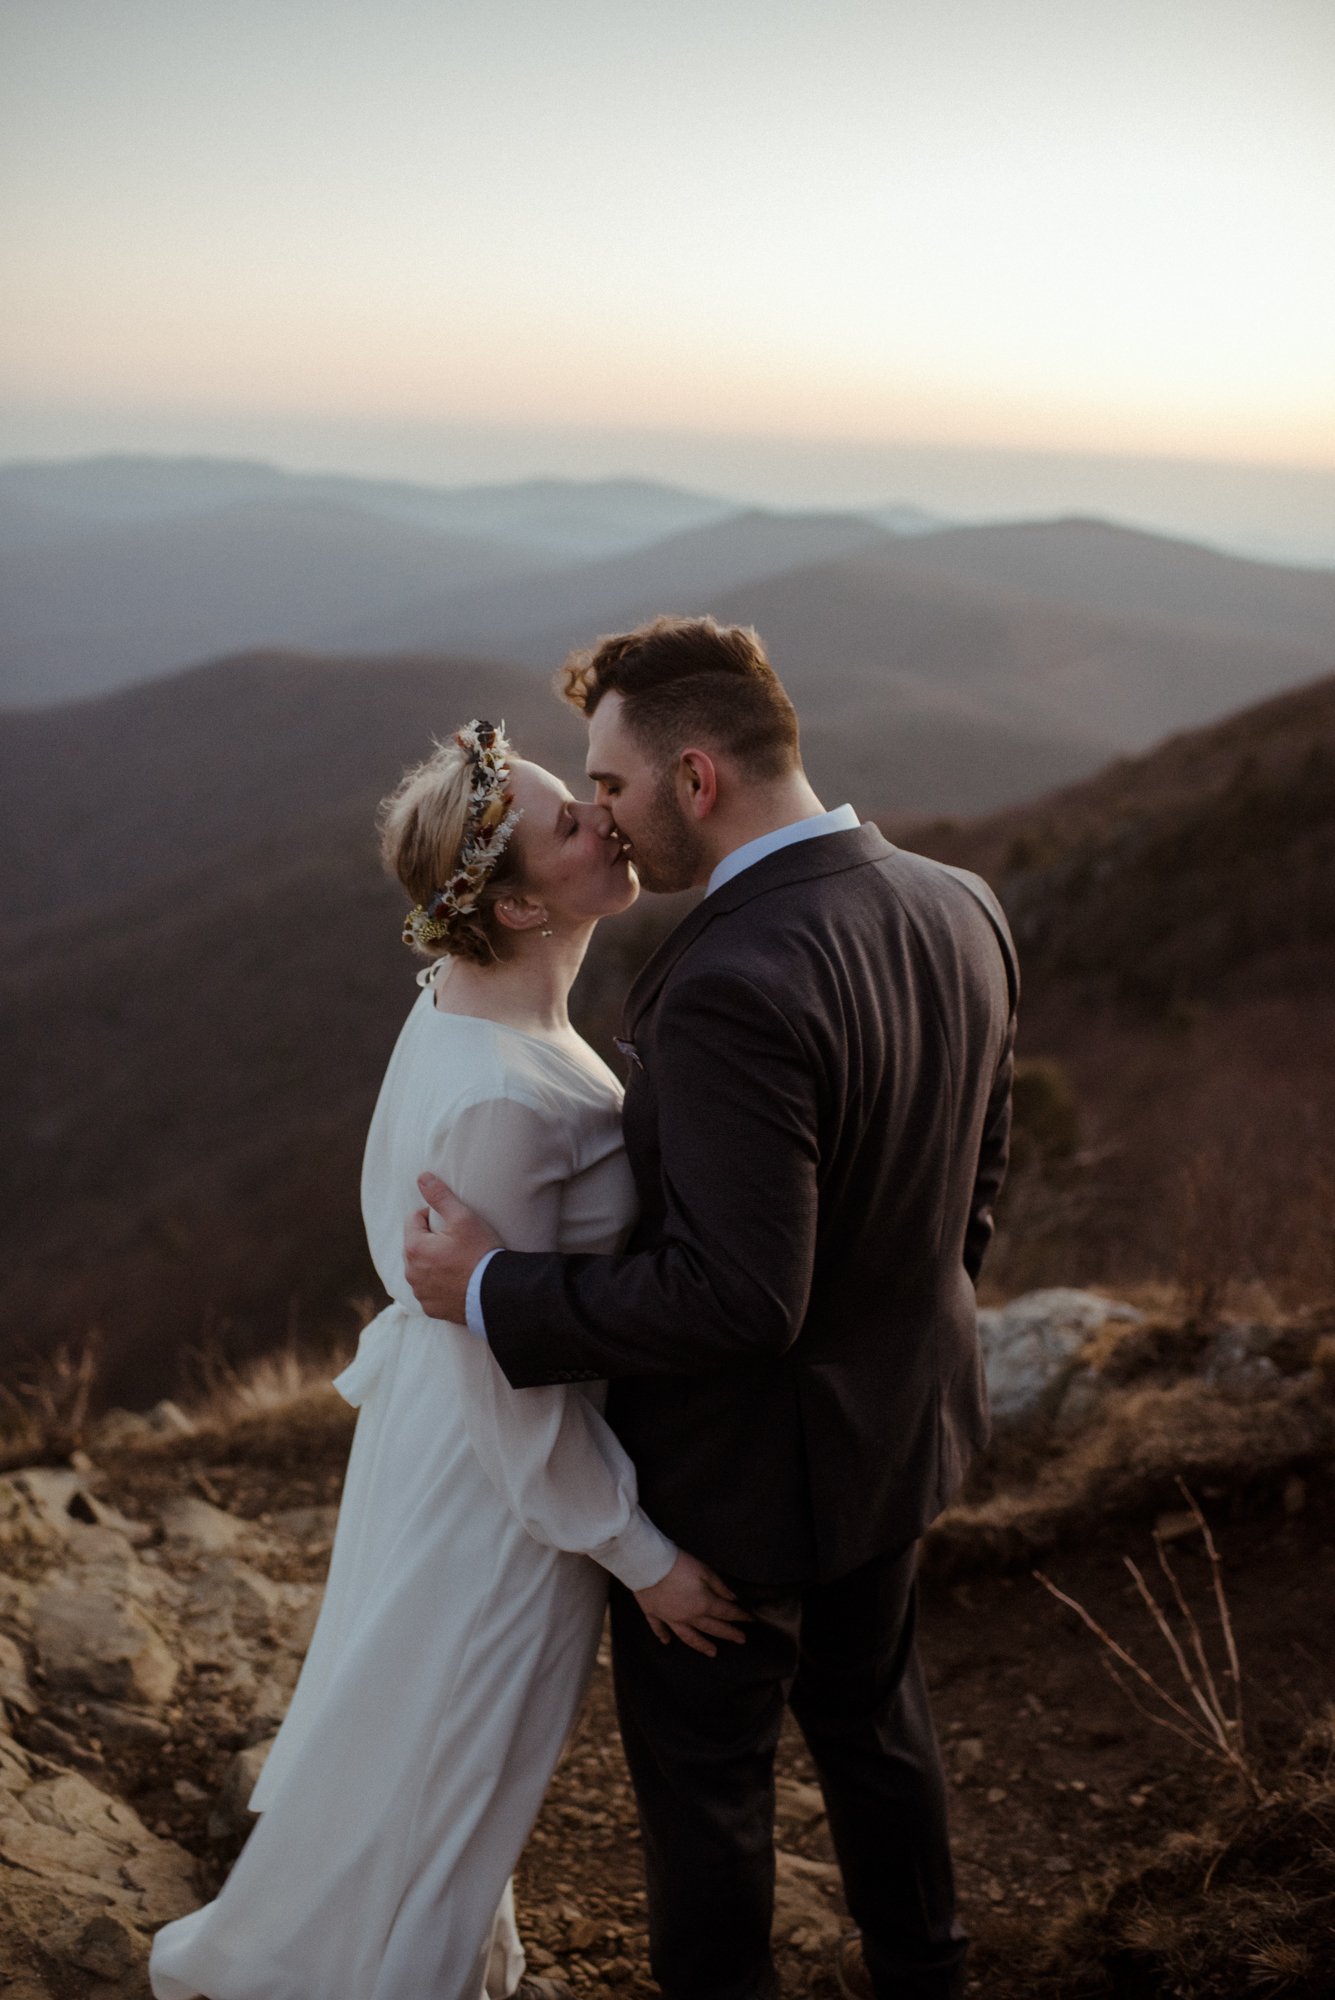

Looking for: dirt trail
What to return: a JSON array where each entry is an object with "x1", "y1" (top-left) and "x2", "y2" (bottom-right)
[{"x1": 74, "y1": 1421, "x2": 1335, "y2": 1998}]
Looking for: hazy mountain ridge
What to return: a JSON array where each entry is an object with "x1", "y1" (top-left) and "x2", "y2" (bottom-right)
[
  {"x1": 0, "y1": 504, "x2": 562, "y2": 708},
  {"x1": 0, "y1": 455, "x2": 738, "y2": 557},
  {"x1": 704, "y1": 538, "x2": 1333, "y2": 753},
  {"x1": 892, "y1": 514, "x2": 1335, "y2": 655},
  {"x1": 353, "y1": 507, "x2": 896, "y2": 662},
  {"x1": 4, "y1": 457, "x2": 1330, "y2": 746}
]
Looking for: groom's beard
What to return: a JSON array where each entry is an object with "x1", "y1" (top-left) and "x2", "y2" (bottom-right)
[{"x1": 623, "y1": 768, "x2": 709, "y2": 895}]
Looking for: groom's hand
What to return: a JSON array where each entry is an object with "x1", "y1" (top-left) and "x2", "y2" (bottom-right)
[{"x1": 403, "y1": 1173, "x2": 503, "y2": 1325}]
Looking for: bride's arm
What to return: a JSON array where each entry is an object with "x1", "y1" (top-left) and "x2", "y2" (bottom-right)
[{"x1": 423, "y1": 1091, "x2": 677, "y2": 1592}]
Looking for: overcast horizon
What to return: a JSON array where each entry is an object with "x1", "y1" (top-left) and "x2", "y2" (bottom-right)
[
  {"x1": 3, "y1": 422, "x2": 1334, "y2": 570},
  {"x1": 3, "y1": 1, "x2": 1332, "y2": 566}
]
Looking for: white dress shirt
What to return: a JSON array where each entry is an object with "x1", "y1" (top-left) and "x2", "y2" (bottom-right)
[{"x1": 464, "y1": 805, "x2": 860, "y2": 1336}]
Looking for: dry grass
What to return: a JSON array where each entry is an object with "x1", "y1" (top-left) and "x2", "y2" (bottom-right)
[
  {"x1": 0, "y1": 1317, "x2": 361, "y2": 1475},
  {"x1": 1036, "y1": 1737, "x2": 1335, "y2": 1997},
  {"x1": 927, "y1": 1370, "x2": 1335, "y2": 1580},
  {"x1": 181, "y1": 1333, "x2": 361, "y2": 1430},
  {"x1": 0, "y1": 1332, "x2": 100, "y2": 1468}
]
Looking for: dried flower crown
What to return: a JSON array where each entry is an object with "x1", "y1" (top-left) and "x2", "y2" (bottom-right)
[{"x1": 402, "y1": 720, "x2": 522, "y2": 950}]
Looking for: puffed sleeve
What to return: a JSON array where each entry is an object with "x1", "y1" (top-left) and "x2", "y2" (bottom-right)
[{"x1": 425, "y1": 1090, "x2": 676, "y2": 1592}]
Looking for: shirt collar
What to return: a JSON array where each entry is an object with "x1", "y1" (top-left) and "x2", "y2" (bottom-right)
[{"x1": 705, "y1": 804, "x2": 860, "y2": 899}]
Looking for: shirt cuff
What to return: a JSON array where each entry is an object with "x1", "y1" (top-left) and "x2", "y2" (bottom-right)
[
  {"x1": 593, "y1": 1514, "x2": 679, "y2": 1593},
  {"x1": 465, "y1": 1248, "x2": 501, "y2": 1339}
]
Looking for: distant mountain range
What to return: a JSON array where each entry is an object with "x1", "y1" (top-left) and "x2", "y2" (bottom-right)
[
  {"x1": 0, "y1": 455, "x2": 738, "y2": 557},
  {"x1": 3, "y1": 458, "x2": 1330, "y2": 770},
  {"x1": 0, "y1": 457, "x2": 739, "y2": 706}
]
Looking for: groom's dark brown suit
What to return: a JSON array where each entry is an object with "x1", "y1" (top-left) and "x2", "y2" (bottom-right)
[{"x1": 482, "y1": 824, "x2": 1018, "y2": 2000}]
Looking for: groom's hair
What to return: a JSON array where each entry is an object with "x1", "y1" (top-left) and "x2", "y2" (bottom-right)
[{"x1": 559, "y1": 616, "x2": 800, "y2": 780}]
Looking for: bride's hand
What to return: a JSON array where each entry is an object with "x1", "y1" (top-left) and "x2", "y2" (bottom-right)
[{"x1": 633, "y1": 1552, "x2": 750, "y2": 1658}]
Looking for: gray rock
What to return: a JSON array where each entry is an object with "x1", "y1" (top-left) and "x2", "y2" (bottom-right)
[
  {"x1": 0, "y1": 1721, "x2": 34, "y2": 1795},
  {"x1": 772, "y1": 1848, "x2": 844, "y2": 1951},
  {"x1": 159, "y1": 1493, "x2": 251, "y2": 1553},
  {"x1": 277, "y1": 1582, "x2": 323, "y2": 1656},
  {"x1": 268, "y1": 1503, "x2": 339, "y2": 1547},
  {"x1": 0, "y1": 1573, "x2": 38, "y2": 1642},
  {"x1": 0, "y1": 1475, "x2": 66, "y2": 1552},
  {"x1": 247, "y1": 1657, "x2": 303, "y2": 1736},
  {"x1": 0, "y1": 1764, "x2": 196, "y2": 1962},
  {"x1": 34, "y1": 1577, "x2": 179, "y2": 1708},
  {"x1": 208, "y1": 1734, "x2": 277, "y2": 1840},
  {"x1": 57, "y1": 1909, "x2": 148, "y2": 1978},
  {"x1": 1, "y1": 1468, "x2": 151, "y2": 1565},
  {"x1": 78, "y1": 1699, "x2": 174, "y2": 1749},
  {"x1": 1200, "y1": 1322, "x2": 1283, "y2": 1389},
  {"x1": 92, "y1": 1399, "x2": 195, "y2": 1449},
  {"x1": 978, "y1": 1288, "x2": 1142, "y2": 1427},
  {"x1": 1052, "y1": 1364, "x2": 1107, "y2": 1434},
  {"x1": 0, "y1": 1631, "x2": 37, "y2": 1718},
  {"x1": 24, "y1": 1714, "x2": 105, "y2": 1771}
]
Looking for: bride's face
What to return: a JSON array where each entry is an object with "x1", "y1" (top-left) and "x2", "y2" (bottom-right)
[{"x1": 505, "y1": 759, "x2": 639, "y2": 929}]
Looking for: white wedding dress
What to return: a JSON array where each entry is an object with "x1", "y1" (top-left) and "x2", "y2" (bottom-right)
[{"x1": 150, "y1": 976, "x2": 675, "y2": 2000}]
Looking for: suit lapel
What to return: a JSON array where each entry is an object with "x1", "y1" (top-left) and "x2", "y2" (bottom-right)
[{"x1": 623, "y1": 823, "x2": 894, "y2": 1034}]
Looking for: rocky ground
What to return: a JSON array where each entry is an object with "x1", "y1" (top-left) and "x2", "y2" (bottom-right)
[{"x1": 2, "y1": 1289, "x2": 1333, "y2": 1999}]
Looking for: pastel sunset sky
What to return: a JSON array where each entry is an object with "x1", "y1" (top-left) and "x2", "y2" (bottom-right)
[{"x1": 3, "y1": 0, "x2": 1332, "y2": 557}]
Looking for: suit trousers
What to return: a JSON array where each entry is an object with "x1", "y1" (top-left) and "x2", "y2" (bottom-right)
[{"x1": 608, "y1": 1542, "x2": 968, "y2": 2000}]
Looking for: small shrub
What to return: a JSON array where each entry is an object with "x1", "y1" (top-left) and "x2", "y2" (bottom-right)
[{"x1": 1011, "y1": 1057, "x2": 1080, "y2": 1168}]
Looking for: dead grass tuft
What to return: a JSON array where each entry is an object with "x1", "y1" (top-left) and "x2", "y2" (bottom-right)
[
  {"x1": 1053, "y1": 1775, "x2": 1335, "y2": 1998},
  {"x1": 928, "y1": 1373, "x2": 1334, "y2": 1578},
  {"x1": 184, "y1": 1341, "x2": 357, "y2": 1429},
  {"x1": 0, "y1": 1332, "x2": 101, "y2": 1468}
]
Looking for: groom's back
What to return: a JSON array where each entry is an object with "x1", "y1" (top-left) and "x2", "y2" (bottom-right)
[{"x1": 609, "y1": 832, "x2": 1018, "y2": 1584}]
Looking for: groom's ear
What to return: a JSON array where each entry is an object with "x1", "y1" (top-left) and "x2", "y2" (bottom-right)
[{"x1": 677, "y1": 748, "x2": 719, "y2": 820}]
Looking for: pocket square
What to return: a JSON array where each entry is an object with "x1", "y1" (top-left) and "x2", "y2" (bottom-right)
[{"x1": 614, "y1": 1036, "x2": 645, "y2": 1073}]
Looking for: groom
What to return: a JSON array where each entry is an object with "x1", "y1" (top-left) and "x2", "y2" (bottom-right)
[{"x1": 404, "y1": 617, "x2": 1018, "y2": 2000}]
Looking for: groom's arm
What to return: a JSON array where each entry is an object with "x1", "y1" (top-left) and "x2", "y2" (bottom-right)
[
  {"x1": 484, "y1": 966, "x2": 822, "y2": 1388},
  {"x1": 962, "y1": 1010, "x2": 1015, "y2": 1285}
]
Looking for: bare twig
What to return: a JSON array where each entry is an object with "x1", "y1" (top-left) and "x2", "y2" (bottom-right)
[
  {"x1": 1177, "y1": 1476, "x2": 1246, "y2": 1743},
  {"x1": 1099, "y1": 1657, "x2": 1217, "y2": 1759},
  {"x1": 1035, "y1": 1485, "x2": 1262, "y2": 1800},
  {"x1": 1153, "y1": 1528, "x2": 1227, "y2": 1733},
  {"x1": 1034, "y1": 1570, "x2": 1205, "y2": 1737},
  {"x1": 1123, "y1": 1557, "x2": 1231, "y2": 1755}
]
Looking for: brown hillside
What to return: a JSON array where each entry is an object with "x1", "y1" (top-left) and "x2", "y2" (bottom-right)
[
  {"x1": 892, "y1": 673, "x2": 1335, "y2": 1300},
  {"x1": 4, "y1": 665, "x2": 1334, "y2": 1404},
  {"x1": 896, "y1": 671, "x2": 1335, "y2": 1006},
  {"x1": 0, "y1": 650, "x2": 583, "y2": 927}
]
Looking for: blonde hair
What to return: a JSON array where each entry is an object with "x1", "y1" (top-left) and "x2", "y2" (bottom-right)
[{"x1": 376, "y1": 730, "x2": 524, "y2": 966}]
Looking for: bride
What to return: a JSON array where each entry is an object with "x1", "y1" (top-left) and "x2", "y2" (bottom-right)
[{"x1": 149, "y1": 721, "x2": 745, "y2": 2000}]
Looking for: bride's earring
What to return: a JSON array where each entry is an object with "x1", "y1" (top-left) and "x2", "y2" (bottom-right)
[{"x1": 540, "y1": 918, "x2": 554, "y2": 938}]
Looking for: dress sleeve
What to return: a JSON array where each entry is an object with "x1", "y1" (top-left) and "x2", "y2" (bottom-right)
[{"x1": 426, "y1": 1091, "x2": 677, "y2": 1592}]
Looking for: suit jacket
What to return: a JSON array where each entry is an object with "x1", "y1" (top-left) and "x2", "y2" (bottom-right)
[{"x1": 483, "y1": 824, "x2": 1019, "y2": 1585}]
